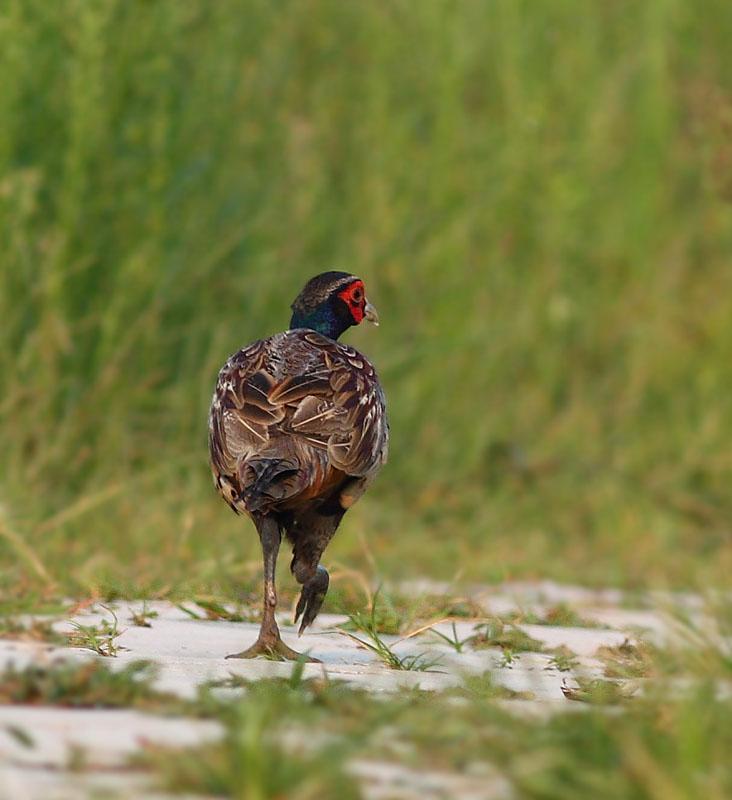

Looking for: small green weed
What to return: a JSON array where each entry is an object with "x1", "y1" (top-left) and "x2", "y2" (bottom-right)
[
  {"x1": 338, "y1": 588, "x2": 402, "y2": 635},
  {"x1": 176, "y1": 598, "x2": 259, "y2": 623},
  {"x1": 341, "y1": 601, "x2": 441, "y2": 671},
  {"x1": 428, "y1": 621, "x2": 472, "y2": 653},
  {"x1": 67, "y1": 606, "x2": 123, "y2": 657},
  {"x1": 340, "y1": 627, "x2": 442, "y2": 672},
  {"x1": 394, "y1": 592, "x2": 486, "y2": 622},
  {"x1": 469, "y1": 619, "x2": 545, "y2": 655},
  {"x1": 333, "y1": 584, "x2": 487, "y2": 636},
  {"x1": 597, "y1": 639, "x2": 655, "y2": 679},
  {"x1": 547, "y1": 646, "x2": 580, "y2": 673},
  {"x1": 129, "y1": 601, "x2": 158, "y2": 628},
  {"x1": 0, "y1": 617, "x2": 65, "y2": 645},
  {"x1": 506, "y1": 603, "x2": 606, "y2": 628}
]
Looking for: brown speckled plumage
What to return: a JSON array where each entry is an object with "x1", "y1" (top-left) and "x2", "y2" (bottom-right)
[{"x1": 208, "y1": 273, "x2": 387, "y2": 660}]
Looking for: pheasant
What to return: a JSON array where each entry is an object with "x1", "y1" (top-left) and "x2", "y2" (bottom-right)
[{"x1": 208, "y1": 272, "x2": 388, "y2": 660}]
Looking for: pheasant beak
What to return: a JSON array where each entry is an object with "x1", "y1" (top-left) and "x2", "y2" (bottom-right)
[{"x1": 363, "y1": 300, "x2": 380, "y2": 326}]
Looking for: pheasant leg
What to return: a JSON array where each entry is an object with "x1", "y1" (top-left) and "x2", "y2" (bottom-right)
[
  {"x1": 294, "y1": 565, "x2": 329, "y2": 635},
  {"x1": 226, "y1": 517, "x2": 318, "y2": 662}
]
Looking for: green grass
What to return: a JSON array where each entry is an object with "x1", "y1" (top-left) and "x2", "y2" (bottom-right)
[
  {"x1": 506, "y1": 603, "x2": 608, "y2": 629},
  {"x1": 338, "y1": 591, "x2": 442, "y2": 670},
  {"x1": 140, "y1": 682, "x2": 362, "y2": 800},
  {"x1": 137, "y1": 644, "x2": 732, "y2": 800},
  {"x1": 0, "y1": 617, "x2": 66, "y2": 646},
  {"x1": 469, "y1": 618, "x2": 546, "y2": 655},
  {"x1": 428, "y1": 621, "x2": 472, "y2": 653},
  {"x1": 175, "y1": 598, "x2": 260, "y2": 623},
  {"x1": 547, "y1": 645, "x2": 579, "y2": 673},
  {"x1": 0, "y1": 0, "x2": 731, "y2": 601},
  {"x1": 0, "y1": 659, "x2": 180, "y2": 711},
  {"x1": 129, "y1": 601, "x2": 159, "y2": 628},
  {"x1": 67, "y1": 605, "x2": 124, "y2": 657}
]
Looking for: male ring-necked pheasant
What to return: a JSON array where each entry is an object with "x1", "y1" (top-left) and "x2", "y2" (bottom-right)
[{"x1": 208, "y1": 272, "x2": 388, "y2": 660}]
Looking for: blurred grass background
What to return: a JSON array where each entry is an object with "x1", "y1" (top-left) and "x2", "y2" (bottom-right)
[{"x1": 1, "y1": 0, "x2": 731, "y2": 602}]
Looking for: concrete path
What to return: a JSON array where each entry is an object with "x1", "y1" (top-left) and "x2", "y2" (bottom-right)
[{"x1": 0, "y1": 582, "x2": 693, "y2": 799}]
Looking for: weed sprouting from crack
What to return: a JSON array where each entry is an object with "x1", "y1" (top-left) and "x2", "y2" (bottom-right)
[
  {"x1": 0, "y1": 618, "x2": 66, "y2": 645},
  {"x1": 175, "y1": 598, "x2": 259, "y2": 623},
  {"x1": 130, "y1": 601, "x2": 158, "y2": 628},
  {"x1": 67, "y1": 605, "x2": 123, "y2": 657},
  {"x1": 337, "y1": 587, "x2": 402, "y2": 635},
  {"x1": 340, "y1": 600, "x2": 442, "y2": 672},
  {"x1": 546, "y1": 645, "x2": 580, "y2": 673},
  {"x1": 428, "y1": 621, "x2": 472, "y2": 653},
  {"x1": 506, "y1": 603, "x2": 608, "y2": 629},
  {"x1": 334, "y1": 584, "x2": 487, "y2": 636},
  {"x1": 500, "y1": 650, "x2": 517, "y2": 668},
  {"x1": 468, "y1": 618, "x2": 545, "y2": 660},
  {"x1": 597, "y1": 638, "x2": 655, "y2": 679},
  {"x1": 340, "y1": 627, "x2": 439, "y2": 671}
]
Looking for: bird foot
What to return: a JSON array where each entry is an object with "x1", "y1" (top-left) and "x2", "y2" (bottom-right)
[
  {"x1": 294, "y1": 565, "x2": 329, "y2": 635},
  {"x1": 225, "y1": 636, "x2": 320, "y2": 662}
]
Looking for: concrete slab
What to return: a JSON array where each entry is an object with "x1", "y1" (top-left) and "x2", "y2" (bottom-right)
[
  {"x1": 0, "y1": 584, "x2": 702, "y2": 798},
  {"x1": 0, "y1": 706, "x2": 221, "y2": 768},
  {"x1": 351, "y1": 759, "x2": 512, "y2": 800},
  {"x1": 0, "y1": 761, "x2": 220, "y2": 800}
]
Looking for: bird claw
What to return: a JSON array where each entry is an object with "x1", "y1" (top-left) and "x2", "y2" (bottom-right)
[
  {"x1": 294, "y1": 565, "x2": 329, "y2": 635},
  {"x1": 226, "y1": 637, "x2": 319, "y2": 662}
]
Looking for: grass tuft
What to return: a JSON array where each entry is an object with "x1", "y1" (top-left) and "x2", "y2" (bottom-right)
[
  {"x1": 129, "y1": 601, "x2": 158, "y2": 628},
  {"x1": 547, "y1": 645, "x2": 579, "y2": 673},
  {"x1": 597, "y1": 639, "x2": 657, "y2": 679},
  {"x1": 0, "y1": 659, "x2": 178, "y2": 710},
  {"x1": 0, "y1": 617, "x2": 65, "y2": 645},
  {"x1": 507, "y1": 604, "x2": 608, "y2": 629},
  {"x1": 139, "y1": 697, "x2": 360, "y2": 800},
  {"x1": 468, "y1": 619, "x2": 545, "y2": 656},
  {"x1": 341, "y1": 600, "x2": 442, "y2": 672},
  {"x1": 428, "y1": 621, "x2": 472, "y2": 653},
  {"x1": 176, "y1": 599, "x2": 259, "y2": 623},
  {"x1": 67, "y1": 606, "x2": 123, "y2": 657}
]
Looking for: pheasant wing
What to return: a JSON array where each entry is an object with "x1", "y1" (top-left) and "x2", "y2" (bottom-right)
[
  {"x1": 209, "y1": 339, "x2": 283, "y2": 479},
  {"x1": 276, "y1": 332, "x2": 389, "y2": 478}
]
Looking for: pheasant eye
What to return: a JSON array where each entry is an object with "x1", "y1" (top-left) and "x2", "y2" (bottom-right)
[{"x1": 351, "y1": 288, "x2": 363, "y2": 303}]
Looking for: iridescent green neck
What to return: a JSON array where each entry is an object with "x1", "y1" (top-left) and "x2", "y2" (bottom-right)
[{"x1": 289, "y1": 305, "x2": 350, "y2": 340}]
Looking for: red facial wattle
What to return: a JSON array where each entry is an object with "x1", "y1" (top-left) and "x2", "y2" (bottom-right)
[{"x1": 338, "y1": 280, "x2": 366, "y2": 324}]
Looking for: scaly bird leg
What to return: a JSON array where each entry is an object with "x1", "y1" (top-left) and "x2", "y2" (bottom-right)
[
  {"x1": 226, "y1": 517, "x2": 319, "y2": 662},
  {"x1": 294, "y1": 564, "x2": 329, "y2": 636}
]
